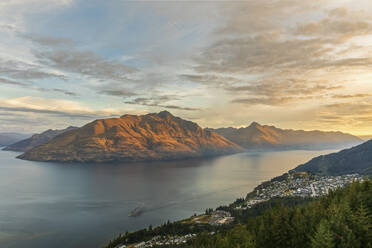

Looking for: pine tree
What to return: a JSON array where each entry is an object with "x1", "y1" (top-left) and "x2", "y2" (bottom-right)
[
  {"x1": 311, "y1": 219, "x2": 335, "y2": 248},
  {"x1": 354, "y1": 202, "x2": 372, "y2": 248}
]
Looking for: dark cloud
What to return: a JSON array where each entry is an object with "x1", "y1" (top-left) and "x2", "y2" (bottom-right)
[
  {"x1": 37, "y1": 88, "x2": 77, "y2": 96},
  {"x1": 320, "y1": 102, "x2": 372, "y2": 116},
  {"x1": 0, "y1": 77, "x2": 77, "y2": 96},
  {"x1": 125, "y1": 95, "x2": 199, "y2": 111},
  {"x1": 0, "y1": 77, "x2": 29, "y2": 87},
  {"x1": 332, "y1": 94, "x2": 372, "y2": 99},
  {"x1": 0, "y1": 106, "x2": 97, "y2": 119},
  {"x1": 98, "y1": 89, "x2": 137, "y2": 97},
  {"x1": 21, "y1": 33, "x2": 75, "y2": 47},
  {"x1": 231, "y1": 96, "x2": 317, "y2": 106},
  {"x1": 225, "y1": 79, "x2": 343, "y2": 96},
  {"x1": 35, "y1": 49, "x2": 137, "y2": 81},
  {"x1": 0, "y1": 59, "x2": 67, "y2": 80},
  {"x1": 180, "y1": 74, "x2": 240, "y2": 87}
]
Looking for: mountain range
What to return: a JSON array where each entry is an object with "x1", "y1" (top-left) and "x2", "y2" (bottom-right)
[
  {"x1": 18, "y1": 111, "x2": 241, "y2": 163},
  {"x1": 292, "y1": 139, "x2": 372, "y2": 176},
  {"x1": 3, "y1": 126, "x2": 78, "y2": 152},
  {"x1": 208, "y1": 122, "x2": 362, "y2": 150},
  {"x1": 0, "y1": 132, "x2": 31, "y2": 147}
]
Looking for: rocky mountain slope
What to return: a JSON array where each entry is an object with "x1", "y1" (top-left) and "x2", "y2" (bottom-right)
[
  {"x1": 3, "y1": 126, "x2": 77, "y2": 152},
  {"x1": 19, "y1": 111, "x2": 242, "y2": 163},
  {"x1": 292, "y1": 139, "x2": 372, "y2": 176},
  {"x1": 208, "y1": 122, "x2": 362, "y2": 150}
]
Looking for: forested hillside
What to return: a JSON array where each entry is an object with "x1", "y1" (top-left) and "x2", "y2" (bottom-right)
[
  {"x1": 105, "y1": 179, "x2": 371, "y2": 248},
  {"x1": 293, "y1": 140, "x2": 372, "y2": 176},
  {"x1": 190, "y1": 180, "x2": 372, "y2": 248}
]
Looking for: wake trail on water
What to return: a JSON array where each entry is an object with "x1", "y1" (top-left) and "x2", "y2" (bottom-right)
[{"x1": 140, "y1": 182, "x2": 260, "y2": 214}]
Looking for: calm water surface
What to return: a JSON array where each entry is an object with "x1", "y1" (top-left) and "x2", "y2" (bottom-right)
[{"x1": 0, "y1": 149, "x2": 336, "y2": 248}]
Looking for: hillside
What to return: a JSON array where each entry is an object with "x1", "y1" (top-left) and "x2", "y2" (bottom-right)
[
  {"x1": 18, "y1": 111, "x2": 242, "y2": 163},
  {"x1": 208, "y1": 122, "x2": 362, "y2": 150},
  {"x1": 0, "y1": 133, "x2": 31, "y2": 146},
  {"x1": 106, "y1": 180, "x2": 372, "y2": 248},
  {"x1": 3, "y1": 126, "x2": 77, "y2": 152},
  {"x1": 293, "y1": 139, "x2": 372, "y2": 176}
]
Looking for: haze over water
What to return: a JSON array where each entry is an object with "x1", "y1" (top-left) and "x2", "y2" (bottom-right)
[{"x1": 0, "y1": 149, "x2": 336, "y2": 248}]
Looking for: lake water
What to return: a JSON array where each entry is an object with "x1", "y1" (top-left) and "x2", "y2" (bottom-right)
[{"x1": 0, "y1": 149, "x2": 336, "y2": 248}]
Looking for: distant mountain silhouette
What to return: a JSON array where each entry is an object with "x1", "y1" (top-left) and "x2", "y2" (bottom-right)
[
  {"x1": 292, "y1": 139, "x2": 372, "y2": 176},
  {"x1": 359, "y1": 135, "x2": 372, "y2": 141},
  {"x1": 208, "y1": 122, "x2": 362, "y2": 150},
  {"x1": 0, "y1": 133, "x2": 32, "y2": 147},
  {"x1": 19, "y1": 111, "x2": 242, "y2": 163},
  {"x1": 3, "y1": 126, "x2": 78, "y2": 152}
]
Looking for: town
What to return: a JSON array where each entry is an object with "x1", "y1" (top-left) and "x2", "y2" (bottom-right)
[
  {"x1": 239, "y1": 173, "x2": 363, "y2": 210},
  {"x1": 116, "y1": 233, "x2": 198, "y2": 248}
]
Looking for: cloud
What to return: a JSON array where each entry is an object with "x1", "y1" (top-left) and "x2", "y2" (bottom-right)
[
  {"x1": 320, "y1": 102, "x2": 372, "y2": 116},
  {"x1": 34, "y1": 49, "x2": 137, "y2": 81},
  {"x1": 0, "y1": 96, "x2": 144, "y2": 132},
  {"x1": 216, "y1": 0, "x2": 321, "y2": 35},
  {"x1": 182, "y1": 0, "x2": 372, "y2": 112},
  {"x1": 1, "y1": 0, "x2": 372, "y2": 134},
  {"x1": 332, "y1": 94, "x2": 372, "y2": 99},
  {"x1": 194, "y1": 35, "x2": 371, "y2": 74},
  {"x1": 296, "y1": 7, "x2": 372, "y2": 39},
  {"x1": 98, "y1": 89, "x2": 137, "y2": 97},
  {"x1": 0, "y1": 77, "x2": 29, "y2": 87},
  {"x1": 21, "y1": 33, "x2": 75, "y2": 47},
  {"x1": 0, "y1": 106, "x2": 94, "y2": 119},
  {"x1": 225, "y1": 79, "x2": 343, "y2": 95},
  {"x1": 37, "y1": 87, "x2": 77, "y2": 96},
  {"x1": 0, "y1": 59, "x2": 67, "y2": 80},
  {"x1": 0, "y1": 77, "x2": 77, "y2": 96},
  {"x1": 23, "y1": 32, "x2": 139, "y2": 82},
  {"x1": 296, "y1": 19, "x2": 372, "y2": 39},
  {"x1": 0, "y1": 96, "x2": 120, "y2": 119},
  {"x1": 125, "y1": 95, "x2": 199, "y2": 111}
]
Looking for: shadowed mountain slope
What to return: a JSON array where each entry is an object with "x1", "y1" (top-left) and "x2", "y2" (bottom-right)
[
  {"x1": 0, "y1": 133, "x2": 31, "y2": 147},
  {"x1": 292, "y1": 139, "x2": 372, "y2": 175},
  {"x1": 3, "y1": 126, "x2": 78, "y2": 152}
]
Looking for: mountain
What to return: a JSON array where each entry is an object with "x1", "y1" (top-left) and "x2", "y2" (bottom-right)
[
  {"x1": 359, "y1": 135, "x2": 372, "y2": 141},
  {"x1": 3, "y1": 126, "x2": 78, "y2": 152},
  {"x1": 208, "y1": 122, "x2": 362, "y2": 150},
  {"x1": 0, "y1": 133, "x2": 32, "y2": 147},
  {"x1": 18, "y1": 111, "x2": 242, "y2": 163},
  {"x1": 292, "y1": 139, "x2": 372, "y2": 176}
]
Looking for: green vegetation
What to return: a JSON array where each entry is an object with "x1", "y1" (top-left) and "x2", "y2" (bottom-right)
[
  {"x1": 293, "y1": 140, "x2": 372, "y2": 176},
  {"x1": 106, "y1": 180, "x2": 371, "y2": 248},
  {"x1": 189, "y1": 179, "x2": 372, "y2": 248}
]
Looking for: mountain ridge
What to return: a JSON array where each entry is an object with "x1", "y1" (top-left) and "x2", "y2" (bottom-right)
[
  {"x1": 208, "y1": 122, "x2": 362, "y2": 150},
  {"x1": 18, "y1": 111, "x2": 242, "y2": 163}
]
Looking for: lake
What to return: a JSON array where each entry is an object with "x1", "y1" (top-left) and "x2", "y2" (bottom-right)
[{"x1": 0, "y1": 149, "x2": 336, "y2": 248}]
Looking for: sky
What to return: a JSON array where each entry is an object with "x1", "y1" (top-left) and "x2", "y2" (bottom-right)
[{"x1": 0, "y1": 0, "x2": 371, "y2": 135}]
